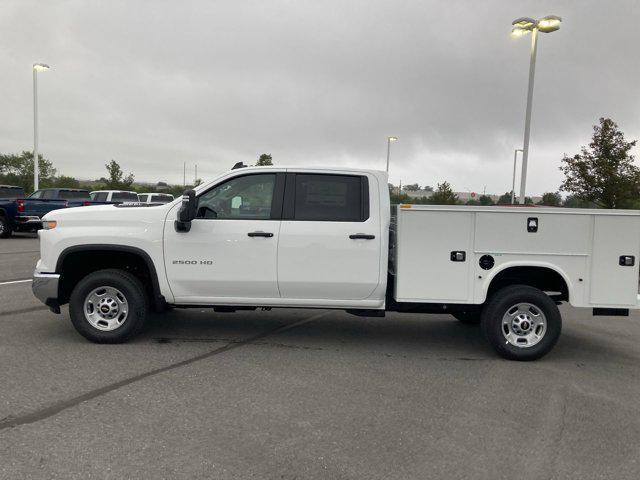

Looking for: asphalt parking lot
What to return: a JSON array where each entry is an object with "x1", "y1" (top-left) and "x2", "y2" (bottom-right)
[{"x1": 1, "y1": 235, "x2": 639, "y2": 479}]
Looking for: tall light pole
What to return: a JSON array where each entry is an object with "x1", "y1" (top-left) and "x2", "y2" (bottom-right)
[
  {"x1": 386, "y1": 136, "x2": 398, "y2": 173},
  {"x1": 511, "y1": 148, "x2": 523, "y2": 204},
  {"x1": 511, "y1": 15, "x2": 561, "y2": 204},
  {"x1": 32, "y1": 63, "x2": 50, "y2": 191}
]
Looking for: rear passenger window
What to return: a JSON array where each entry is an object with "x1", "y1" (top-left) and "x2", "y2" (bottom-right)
[{"x1": 293, "y1": 174, "x2": 368, "y2": 222}]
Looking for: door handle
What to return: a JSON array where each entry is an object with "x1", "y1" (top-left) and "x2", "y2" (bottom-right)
[
  {"x1": 248, "y1": 231, "x2": 274, "y2": 238},
  {"x1": 349, "y1": 234, "x2": 375, "y2": 240}
]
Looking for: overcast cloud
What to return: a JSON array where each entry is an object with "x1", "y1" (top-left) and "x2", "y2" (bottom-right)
[{"x1": 1, "y1": 0, "x2": 639, "y2": 195}]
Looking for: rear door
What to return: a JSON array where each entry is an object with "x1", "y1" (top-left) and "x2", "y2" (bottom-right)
[{"x1": 277, "y1": 172, "x2": 381, "y2": 300}]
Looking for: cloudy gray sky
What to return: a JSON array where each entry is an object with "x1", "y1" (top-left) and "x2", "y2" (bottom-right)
[{"x1": 2, "y1": 0, "x2": 639, "y2": 195}]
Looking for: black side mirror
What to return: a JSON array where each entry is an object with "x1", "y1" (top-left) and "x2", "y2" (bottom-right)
[{"x1": 175, "y1": 189, "x2": 197, "y2": 232}]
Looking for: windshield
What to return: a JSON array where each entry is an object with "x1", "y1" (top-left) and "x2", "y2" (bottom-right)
[
  {"x1": 58, "y1": 190, "x2": 91, "y2": 200},
  {"x1": 0, "y1": 187, "x2": 24, "y2": 199}
]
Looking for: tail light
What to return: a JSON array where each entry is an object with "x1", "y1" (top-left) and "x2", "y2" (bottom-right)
[
  {"x1": 17, "y1": 199, "x2": 25, "y2": 212},
  {"x1": 83, "y1": 201, "x2": 91, "y2": 206}
]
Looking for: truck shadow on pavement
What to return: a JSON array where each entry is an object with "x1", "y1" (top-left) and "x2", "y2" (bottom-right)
[
  {"x1": 142, "y1": 309, "x2": 490, "y2": 359},
  {"x1": 136, "y1": 308, "x2": 639, "y2": 364}
]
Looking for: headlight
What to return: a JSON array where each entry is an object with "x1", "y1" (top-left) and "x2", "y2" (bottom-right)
[{"x1": 42, "y1": 220, "x2": 57, "y2": 230}]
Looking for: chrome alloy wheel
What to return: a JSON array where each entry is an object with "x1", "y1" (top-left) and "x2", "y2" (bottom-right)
[
  {"x1": 501, "y1": 302, "x2": 547, "y2": 348},
  {"x1": 84, "y1": 286, "x2": 129, "y2": 331}
]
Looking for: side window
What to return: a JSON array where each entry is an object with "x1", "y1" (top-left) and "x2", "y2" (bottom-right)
[
  {"x1": 196, "y1": 174, "x2": 276, "y2": 220},
  {"x1": 42, "y1": 190, "x2": 56, "y2": 200},
  {"x1": 29, "y1": 190, "x2": 43, "y2": 199},
  {"x1": 138, "y1": 194, "x2": 148, "y2": 202},
  {"x1": 293, "y1": 174, "x2": 367, "y2": 222},
  {"x1": 95, "y1": 192, "x2": 108, "y2": 202}
]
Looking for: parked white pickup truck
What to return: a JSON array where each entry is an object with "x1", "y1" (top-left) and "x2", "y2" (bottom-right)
[{"x1": 32, "y1": 166, "x2": 640, "y2": 360}]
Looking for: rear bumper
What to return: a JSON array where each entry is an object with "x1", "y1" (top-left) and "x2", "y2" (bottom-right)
[{"x1": 32, "y1": 272, "x2": 61, "y2": 312}]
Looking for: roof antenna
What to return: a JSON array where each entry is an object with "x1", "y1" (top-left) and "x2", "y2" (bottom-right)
[{"x1": 232, "y1": 162, "x2": 247, "y2": 170}]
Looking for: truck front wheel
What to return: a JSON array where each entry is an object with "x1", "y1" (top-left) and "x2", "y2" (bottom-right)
[
  {"x1": 69, "y1": 269, "x2": 148, "y2": 343},
  {"x1": 481, "y1": 285, "x2": 561, "y2": 361}
]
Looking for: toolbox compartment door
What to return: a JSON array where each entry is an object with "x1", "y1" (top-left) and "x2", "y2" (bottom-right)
[
  {"x1": 395, "y1": 210, "x2": 474, "y2": 302},
  {"x1": 590, "y1": 215, "x2": 640, "y2": 306}
]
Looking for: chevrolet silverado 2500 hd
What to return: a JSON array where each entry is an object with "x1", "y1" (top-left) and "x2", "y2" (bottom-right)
[{"x1": 32, "y1": 166, "x2": 640, "y2": 360}]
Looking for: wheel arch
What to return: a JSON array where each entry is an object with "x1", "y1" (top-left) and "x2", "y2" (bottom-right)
[
  {"x1": 56, "y1": 244, "x2": 166, "y2": 310},
  {"x1": 481, "y1": 262, "x2": 571, "y2": 304}
]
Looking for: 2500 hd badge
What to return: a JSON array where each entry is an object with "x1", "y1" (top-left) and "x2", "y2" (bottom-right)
[{"x1": 172, "y1": 260, "x2": 214, "y2": 265}]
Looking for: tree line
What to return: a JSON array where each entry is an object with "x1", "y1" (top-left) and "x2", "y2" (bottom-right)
[
  {"x1": 391, "y1": 117, "x2": 639, "y2": 208},
  {"x1": 2, "y1": 118, "x2": 638, "y2": 208},
  {"x1": 0, "y1": 152, "x2": 275, "y2": 198}
]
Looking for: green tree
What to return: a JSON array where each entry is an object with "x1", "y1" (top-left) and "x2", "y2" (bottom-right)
[
  {"x1": 560, "y1": 117, "x2": 639, "y2": 208},
  {"x1": 496, "y1": 192, "x2": 512, "y2": 205},
  {"x1": 479, "y1": 194, "x2": 494, "y2": 206},
  {"x1": 256, "y1": 154, "x2": 273, "y2": 166},
  {"x1": 51, "y1": 175, "x2": 80, "y2": 188},
  {"x1": 538, "y1": 192, "x2": 562, "y2": 206},
  {"x1": 390, "y1": 191, "x2": 411, "y2": 205},
  {"x1": 0, "y1": 151, "x2": 56, "y2": 194},
  {"x1": 563, "y1": 194, "x2": 595, "y2": 209},
  {"x1": 103, "y1": 159, "x2": 134, "y2": 189},
  {"x1": 402, "y1": 183, "x2": 420, "y2": 192},
  {"x1": 429, "y1": 182, "x2": 458, "y2": 205},
  {"x1": 465, "y1": 199, "x2": 480, "y2": 206}
]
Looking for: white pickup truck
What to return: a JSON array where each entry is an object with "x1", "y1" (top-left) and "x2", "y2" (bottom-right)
[{"x1": 32, "y1": 166, "x2": 640, "y2": 360}]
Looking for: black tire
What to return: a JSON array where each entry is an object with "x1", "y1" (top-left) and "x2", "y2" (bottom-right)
[
  {"x1": 481, "y1": 285, "x2": 561, "y2": 361},
  {"x1": 452, "y1": 310, "x2": 481, "y2": 325},
  {"x1": 0, "y1": 216, "x2": 12, "y2": 238},
  {"x1": 69, "y1": 269, "x2": 148, "y2": 343}
]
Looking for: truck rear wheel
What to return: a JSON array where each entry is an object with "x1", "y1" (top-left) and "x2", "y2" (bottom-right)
[
  {"x1": 69, "y1": 269, "x2": 148, "y2": 343},
  {"x1": 0, "y1": 216, "x2": 11, "y2": 238},
  {"x1": 481, "y1": 285, "x2": 561, "y2": 361}
]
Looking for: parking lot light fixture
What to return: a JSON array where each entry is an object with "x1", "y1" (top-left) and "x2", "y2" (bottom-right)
[
  {"x1": 386, "y1": 136, "x2": 398, "y2": 173},
  {"x1": 33, "y1": 63, "x2": 51, "y2": 191},
  {"x1": 511, "y1": 15, "x2": 562, "y2": 204},
  {"x1": 537, "y1": 15, "x2": 562, "y2": 33}
]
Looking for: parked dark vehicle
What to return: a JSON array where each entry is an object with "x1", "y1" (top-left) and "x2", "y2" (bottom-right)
[
  {"x1": 0, "y1": 185, "x2": 25, "y2": 200},
  {"x1": 1, "y1": 188, "x2": 105, "y2": 238},
  {"x1": 0, "y1": 185, "x2": 26, "y2": 238}
]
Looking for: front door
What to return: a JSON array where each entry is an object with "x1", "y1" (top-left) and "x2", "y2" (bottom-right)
[
  {"x1": 277, "y1": 173, "x2": 382, "y2": 301},
  {"x1": 164, "y1": 172, "x2": 284, "y2": 303}
]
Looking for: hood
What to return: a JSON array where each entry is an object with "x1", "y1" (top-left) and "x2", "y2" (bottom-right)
[{"x1": 42, "y1": 202, "x2": 174, "y2": 224}]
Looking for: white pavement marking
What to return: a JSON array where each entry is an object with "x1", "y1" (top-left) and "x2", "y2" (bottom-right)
[{"x1": 0, "y1": 279, "x2": 32, "y2": 286}]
